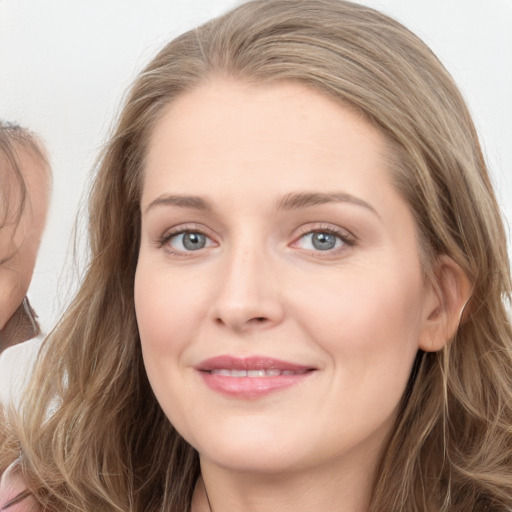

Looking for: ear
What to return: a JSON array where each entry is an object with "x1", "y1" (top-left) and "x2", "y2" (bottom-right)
[{"x1": 418, "y1": 254, "x2": 473, "y2": 352}]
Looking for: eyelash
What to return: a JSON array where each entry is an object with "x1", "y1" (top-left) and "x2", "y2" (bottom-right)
[
  {"x1": 156, "y1": 224, "x2": 356, "y2": 257},
  {"x1": 156, "y1": 225, "x2": 215, "y2": 257},
  {"x1": 292, "y1": 225, "x2": 356, "y2": 254}
]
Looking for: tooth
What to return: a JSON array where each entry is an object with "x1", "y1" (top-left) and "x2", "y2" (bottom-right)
[
  {"x1": 211, "y1": 369, "x2": 232, "y2": 376},
  {"x1": 209, "y1": 369, "x2": 296, "y2": 377},
  {"x1": 247, "y1": 370, "x2": 266, "y2": 377}
]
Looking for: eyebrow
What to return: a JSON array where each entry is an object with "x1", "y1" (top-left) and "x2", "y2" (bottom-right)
[
  {"x1": 276, "y1": 192, "x2": 379, "y2": 217},
  {"x1": 144, "y1": 191, "x2": 379, "y2": 217},
  {"x1": 144, "y1": 194, "x2": 212, "y2": 214}
]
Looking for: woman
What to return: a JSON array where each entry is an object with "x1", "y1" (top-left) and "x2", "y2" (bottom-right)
[{"x1": 1, "y1": 1, "x2": 511, "y2": 510}]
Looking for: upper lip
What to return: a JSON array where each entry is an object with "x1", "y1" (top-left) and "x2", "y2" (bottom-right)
[{"x1": 196, "y1": 355, "x2": 314, "y2": 372}]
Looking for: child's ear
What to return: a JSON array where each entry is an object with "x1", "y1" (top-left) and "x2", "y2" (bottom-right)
[{"x1": 418, "y1": 254, "x2": 473, "y2": 353}]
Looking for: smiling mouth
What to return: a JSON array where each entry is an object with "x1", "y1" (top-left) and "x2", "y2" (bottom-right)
[
  {"x1": 196, "y1": 356, "x2": 316, "y2": 398},
  {"x1": 209, "y1": 368, "x2": 310, "y2": 377}
]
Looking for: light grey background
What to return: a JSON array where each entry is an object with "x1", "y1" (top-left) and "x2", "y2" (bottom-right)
[{"x1": 1, "y1": 0, "x2": 511, "y2": 332}]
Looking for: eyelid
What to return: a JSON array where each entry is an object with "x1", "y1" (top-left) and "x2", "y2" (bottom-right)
[
  {"x1": 156, "y1": 223, "x2": 218, "y2": 255},
  {"x1": 290, "y1": 223, "x2": 356, "y2": 253},
  {"x1": 154, "y1": 222, "x2": 355, "y2": 257}
]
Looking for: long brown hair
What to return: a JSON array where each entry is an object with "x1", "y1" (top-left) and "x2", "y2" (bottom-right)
[{"x1": 4, "y1": 1, "x2": 511, "y2": 510}]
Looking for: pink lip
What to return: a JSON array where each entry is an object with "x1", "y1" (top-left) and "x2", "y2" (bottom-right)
[{"x1": 196, "y1": 355, "x2": 315, "y2": 399}]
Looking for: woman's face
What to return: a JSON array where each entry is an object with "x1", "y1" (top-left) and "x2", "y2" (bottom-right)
[{"x1": 135, "y1": 80, "x2": 438, "y2": 476}]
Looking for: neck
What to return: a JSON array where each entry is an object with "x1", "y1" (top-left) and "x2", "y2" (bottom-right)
[{"x1": 0, "y1": 298, "x2": 39, "y2": 352}]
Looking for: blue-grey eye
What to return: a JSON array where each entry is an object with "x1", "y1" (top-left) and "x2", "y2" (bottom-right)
[
  {"x1": 311, "y1": 232, "x2": 338, "y2": 250},
  {"x1": 171, "y1": 232, "x2": 207, "y2": 251},
  {"x1": 298, "y1": 231, "x2": 344, "y2": 251}
]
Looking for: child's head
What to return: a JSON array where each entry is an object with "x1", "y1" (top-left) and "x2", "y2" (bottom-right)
[{"x1": 0, "y1": 121, "x2": 51, "y2": 333}]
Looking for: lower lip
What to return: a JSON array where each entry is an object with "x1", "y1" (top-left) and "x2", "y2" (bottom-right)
[{"x1": 199, "y1": 371, "x2": 313, "y2": 399}]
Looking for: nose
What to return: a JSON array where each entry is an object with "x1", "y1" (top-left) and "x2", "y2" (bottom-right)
[{"x1": 210, "y1": 241, "x2": 285, "y2": 333}]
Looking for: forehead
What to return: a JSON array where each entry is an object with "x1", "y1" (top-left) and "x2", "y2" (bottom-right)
[{"x1": 141, "y1": 79, "x2": 393, "y2": 208}]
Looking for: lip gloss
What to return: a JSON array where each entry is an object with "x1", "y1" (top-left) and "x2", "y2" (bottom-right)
[{"x1": 196, "y1": 355, "x2": 315, "y2": 399}]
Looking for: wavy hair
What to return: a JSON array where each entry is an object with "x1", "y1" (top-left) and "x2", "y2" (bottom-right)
[{"x1": 3, "y1": 1, "x2": 511, "y2": 510}]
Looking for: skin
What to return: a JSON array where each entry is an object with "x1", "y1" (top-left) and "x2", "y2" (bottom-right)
[
  {"x1": 0, "y1": 460, "x2": 40, "y2": 511},
  {"x1": 0, "y1": 148, "x2": 50, "y2": 335},
  {"x1": 135, "y1": 80, "x2": 448, "y2": 512}
]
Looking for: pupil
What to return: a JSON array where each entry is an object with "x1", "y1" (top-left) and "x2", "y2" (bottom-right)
[
  {"x1": 183, "y1": 233, "x2": 206, "y2": 250},
  {"x1": 312, "y1": 232, "x2": 336, "y2": 250}
]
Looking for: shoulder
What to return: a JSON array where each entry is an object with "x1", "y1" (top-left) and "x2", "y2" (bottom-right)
[
  {"x1": 0, "y1": 337, "x2": 42, "y2": 408},
  {"x1": 0, "y1": 461, "x2": 41, "y2": 511}
]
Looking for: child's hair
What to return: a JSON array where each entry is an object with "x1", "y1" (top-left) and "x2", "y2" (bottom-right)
[{"x1": 4, "y1": 1, "x2": 511, "y2": 511}]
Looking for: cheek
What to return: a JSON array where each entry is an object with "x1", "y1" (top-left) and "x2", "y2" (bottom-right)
[
  {"x1": 134, "y1": 261, "x2": 212, "y2": 420},
  {"x1": 134, "y1": 262, "x2": 202, "y2": 353},
  {"x1": 304, "y1": 269, "x2": 425, "y2": 436},
  {"x1": 297, "y1": 263, "x2": 425, "y2": 375},
  {"x1": 134, "y1": 270, "x2": 193, "y2": 425},
  {"x1": 134, "y1": 267, "x2": 167, "y2": 352},
  {"x1": 134, "y1": 264, "x2": 194, "y2": 418}
]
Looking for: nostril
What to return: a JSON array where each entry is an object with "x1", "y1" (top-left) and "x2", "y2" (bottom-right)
[{"x1": 213, "y1": 316, "x2": 267, "y2": 327}]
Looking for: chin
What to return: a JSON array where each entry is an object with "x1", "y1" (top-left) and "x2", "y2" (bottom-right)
[
  {"x1": 186, "y1": 421, "x2": 310, "y2": 474},
  {"x1": 202, "y1": 446, "x2": 305, "y2": 475}
]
